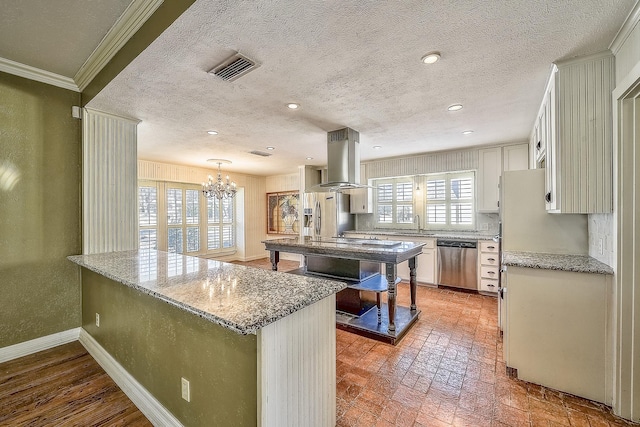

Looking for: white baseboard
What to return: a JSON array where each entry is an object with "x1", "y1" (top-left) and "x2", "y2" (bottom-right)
[
  {"x1": 79, "y1": 329, "x2": 182, "y2": 427},
  {"x1": 242, "y1": 254, "x2": 270, "y2": 262},
  {"x1": 0, "y1": 328, "x2": 81, "y2": 364}
]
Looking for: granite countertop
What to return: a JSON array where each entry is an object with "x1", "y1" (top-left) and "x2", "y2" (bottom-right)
[
  {"x1": 68, "y1": 250, "x2": 346, "y2": 335},
  {"x1": 502, "y1": 251, "x2": 614, "y2": 275},
  {"x1": 344, "y1": 230, "x2": 497, "y2": 241},
  {"x1": 263, "y1": 236, "x2": 425, "y2": 264}
]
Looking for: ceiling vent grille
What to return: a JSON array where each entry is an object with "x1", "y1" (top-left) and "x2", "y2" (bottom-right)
[
  {"x1": 249, "y1": 150, "x2": 272, "y2": 157},
  {"x1": 209, "y1": 53, "x2": 258, "y2": 81}
]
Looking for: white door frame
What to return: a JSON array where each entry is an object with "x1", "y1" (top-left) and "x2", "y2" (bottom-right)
[{"x1": 611, "y1": 60, "x2": 640, "y2": 422}]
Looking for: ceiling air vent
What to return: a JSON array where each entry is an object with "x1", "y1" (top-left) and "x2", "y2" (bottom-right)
[
  {"x1": 209, "y1": 53, "x2": 258, "y2": 82},
  {"x1": 249, "y1": 150, "x2": 272, "y2": 157}
]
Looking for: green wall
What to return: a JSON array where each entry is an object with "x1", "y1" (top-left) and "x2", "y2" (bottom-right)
[
  {"x1": 0, "y1": 71, "x2": 81, "y2": 347},
  {"x1": 81, "y1": 269, "x2": 258, "y2": 426}
]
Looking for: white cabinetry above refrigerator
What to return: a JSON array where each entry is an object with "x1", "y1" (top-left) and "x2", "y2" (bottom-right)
[{"x1": 478, "y1": 143, "x2": 529, "y2": 213}]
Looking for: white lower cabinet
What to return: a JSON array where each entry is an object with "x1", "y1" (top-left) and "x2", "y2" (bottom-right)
[
  {"x1": 478, "y1": 240, "x2": 499, "y2": 294},
  {"x1": 395, "y1": 238, "x2": 437, "y2": 285},
  {"x1": 343, "y1": 233, "x2": 438, "y2": 285},
  {"x1": 503, "y1": 266, "x2": 613, "y2": 404}
]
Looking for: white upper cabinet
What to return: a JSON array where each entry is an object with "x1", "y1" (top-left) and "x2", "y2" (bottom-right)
[
  {"x1": 349, "y1": 187, "x2": 373, "y2": 213},
  {"x1": 534, "y1": 52, "x2": 614, "y2": 213},
  {"x1": 478, "y1": 144, "x2": 529, "y2": 214},
  {"x1": 503, "y1": 144, "x2": 529, "y2": 172},
  {"x1": 477, "y1": 147, "x2": 502, "y2": 213}
]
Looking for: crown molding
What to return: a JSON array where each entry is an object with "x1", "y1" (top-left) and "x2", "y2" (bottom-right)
[
  {"x1": 74, "y1": 0, "x2": 165, "y2": 91},
  {"x1": 84, "y1": 106, "x2": 142, "y2": 124},
  {"x1": 554, "y1": 50, "x2": 613, "y2": 68},
  {"x1": 610, "y1": 0, "x2": 640, "y2": 54},
  {"x1": 0, "y1": 57, "x2": 80, "y2": 91}
]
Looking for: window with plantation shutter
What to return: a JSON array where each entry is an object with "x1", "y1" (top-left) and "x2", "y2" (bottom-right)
[
  {"x1": 373, "y1": 177, "x2": 415, "y2": 228},
  {"x1": 425, "y1": 171, "x2": 475, "y2": 229},
  {"x1": 138, "y1": 180, "x2": 236, "y2": 255},
  {"x1": 208, "y1": 197, "x2": 236, "y2": 250},
  {"x1": 167, "y1": 187, "x2": 200, "y2": 254},
  {"x1": 139, "y1": 186, "x2": 158, "y2": 250}
]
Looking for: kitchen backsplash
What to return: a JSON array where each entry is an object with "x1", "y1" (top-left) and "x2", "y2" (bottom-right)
[
  {"x1": 355, "y1": 213, "x2": 500, "y2": 235},
  {"x1": 588, "y1": 213, "x2": 614, "y2": 267}
]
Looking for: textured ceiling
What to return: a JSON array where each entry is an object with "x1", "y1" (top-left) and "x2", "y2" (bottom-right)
[
  {"x1": 86, "y1": 1, "x2": 633, "y2": 176},
  {"x1": 0, "y1": 0, "x2": 133, "y2": 77}
]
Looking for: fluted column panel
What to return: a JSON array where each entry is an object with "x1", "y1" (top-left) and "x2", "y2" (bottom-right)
[{"x1": 82, "y1": 108, "x2": 138, "y2": 254}]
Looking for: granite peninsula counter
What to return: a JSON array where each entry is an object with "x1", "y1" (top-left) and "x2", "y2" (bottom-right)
[
  {"x1": 68, "y1": 249, "x2": 346, "y2": 334},
  {"x1": 68, "y1": 249, "x2": 343, "y2": 427}
]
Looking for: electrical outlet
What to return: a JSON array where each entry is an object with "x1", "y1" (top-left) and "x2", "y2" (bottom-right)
[
  {"x1": 181, "y1": 377, "x2": 190, "y2": 402},
  {"x1": 598, "y1": 238, "x2": 604, "y2": 255},
  {"x1": 95, "y1": 313, "x2": 100, "y2": 327}
]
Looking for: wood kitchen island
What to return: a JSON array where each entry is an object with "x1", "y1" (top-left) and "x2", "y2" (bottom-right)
[{"x1": 263, "y1": 236, "x2": 425, "y2": 344}]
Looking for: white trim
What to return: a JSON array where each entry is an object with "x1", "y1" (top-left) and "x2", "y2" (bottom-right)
[
  {"x1": 610, "y1": 0, "x2": 640, "y2": 55},
  {"x1": 84, "y1": 106, "x2": 142, "y2": 124},
  {"x1": 554, "y1": 50, "x2": 613, "y2": 68},
  {"x1": 614, "y1": 57, "x2": 640, "y2": 100},
  {"x1": 0, "y1": 328, "x2": 81, "y2": 363},
  {"x1": 0, "y1": 57, "x2": 79, "y2": 91},
  {"x1": 79, "y1": 329, "x2": 182, "y2": 427},
  {"x1": 74, "y1": 0, "x2": 165, "y2": 91}
]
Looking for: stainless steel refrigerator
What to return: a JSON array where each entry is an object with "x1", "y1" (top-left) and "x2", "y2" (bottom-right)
[{"x1": 303, "y1": 192, "x2": 354, "y2": 238}]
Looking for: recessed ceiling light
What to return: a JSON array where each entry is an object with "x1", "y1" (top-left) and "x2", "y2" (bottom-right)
[
  {"x1": 421, "y1": 52, "x2": 441, "y2": 64},
  {"x1": 447, "y1": 104, "x2": 463, "y2": 111},
  {"x1": 207, "y1": 130, "x2": 218, "y2": 135},
  {"x1": 266, "y1": 146, "x2": 275, "y2": 150},
  {"x1": 287, "y1": 103, "x2": 299, "y2": 109},
  {"x1": 306, "y1": 157, "x2": 313, "y2": 160},
  {"x1": 462, "y1": 130, "x2": 473, "y2": 135},
  {"x1": 373, "y1": 145, "x2": 382, "y2": 150}
]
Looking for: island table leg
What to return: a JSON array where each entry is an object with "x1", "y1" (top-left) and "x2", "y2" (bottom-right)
[
  {"x1": 409, "y1": 256, "x2": 417, "y2": 311},
  {"x1": 385, "y1": 263, "x2": 397, "y2": 333},
  {"x1": 270, "y1": 250, "x2": 280, "y2": 271}
]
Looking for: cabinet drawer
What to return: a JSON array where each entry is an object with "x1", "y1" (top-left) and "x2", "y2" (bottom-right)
[
  {"x1": 481, "y1": 266, "x2": 499, "y2": 279},
  {"x1": 480, "y1": 279, "x2": 499, "y2": 293},
  {"x1": 480, "y1": 253, "x2": 499, "y2": 266},
  {"x1": 479, "y1": 241, "x2": 499, "y2": 253}
]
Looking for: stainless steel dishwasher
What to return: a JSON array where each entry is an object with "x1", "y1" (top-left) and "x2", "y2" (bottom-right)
[{"x1": 437, "y1": 239, "x2": 478, "y2": 290}]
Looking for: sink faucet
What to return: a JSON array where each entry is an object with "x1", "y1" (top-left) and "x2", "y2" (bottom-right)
[{"x1": 414, "y1": 214, "x2": 421, "y2": 232}]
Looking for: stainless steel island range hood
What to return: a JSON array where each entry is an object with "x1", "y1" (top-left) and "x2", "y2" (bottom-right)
[{"x1": 314, "y1": 127, "x2": 368, "y2": 192}]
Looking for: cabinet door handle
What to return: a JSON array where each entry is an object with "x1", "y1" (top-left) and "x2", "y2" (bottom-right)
[
  {"x1": 487, "y1": 271, "x2": 496, "y2": 275},
  {"x1": 536, "y1": 141, "x2": 542, "y2": 150},
  {"x1": 487, "y1": 284, "x2": 495, "y2": 287},
  {"x1": 545, "y1": 192, "x2": 552, "y2": 203},
  {"x1": 487, "y1": 245, "x2": 495, "y2": 249},
  {"x1": 487, "y1": 258, "x2": 496, "y2": 262}
]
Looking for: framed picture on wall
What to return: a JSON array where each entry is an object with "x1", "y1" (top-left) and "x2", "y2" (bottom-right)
[{"x1": 266, "y1": 191, "x2": 299, "y2": 234}]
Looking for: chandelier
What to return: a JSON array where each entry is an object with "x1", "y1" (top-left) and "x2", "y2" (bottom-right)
[{"x1": 202, "y1": 159, "x2": 237, "y2": 199}]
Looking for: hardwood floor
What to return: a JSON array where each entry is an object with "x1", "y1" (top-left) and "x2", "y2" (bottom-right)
[{"x1": 0, "y1": 341, "x2": 151, "y2": 426}]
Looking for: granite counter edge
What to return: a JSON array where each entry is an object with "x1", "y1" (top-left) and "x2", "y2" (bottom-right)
[
  {"x1": 67, "y1": 255, "x2": 346, "y2": 335},
  {"x1": 502, "y1": 252, "x2": 614, "y2": 275}
]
